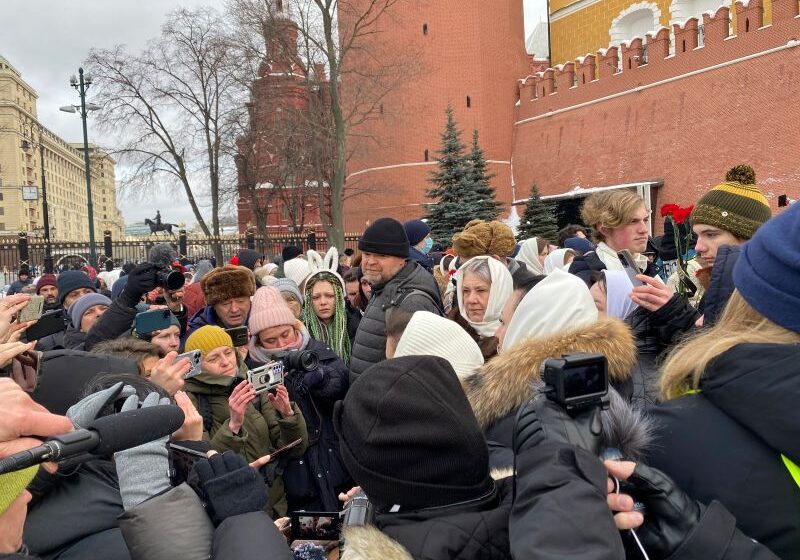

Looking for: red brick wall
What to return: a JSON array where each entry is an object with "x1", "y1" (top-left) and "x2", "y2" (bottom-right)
[
  {"x1": 340, "y1": 0, "x2": 531, "y2": 231},
  {"x1": 513, "y1": 0, "x2": 800, "y2": 228}
]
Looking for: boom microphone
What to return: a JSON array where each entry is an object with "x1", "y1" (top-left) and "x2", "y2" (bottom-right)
[
  {"x1": 148, "y1": 243, "x2": 184, "y2": 290},
  {"x1": 0, "y1": 405, "x2": 185, "y2": 475},
  {"x1": 148, "y1": 243, "x2": 177, "y2": 270}
]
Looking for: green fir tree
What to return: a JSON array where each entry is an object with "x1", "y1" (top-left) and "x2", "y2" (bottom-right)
[
  {"x1": 517, "y1": 182, "x2": 559, "y2": 242},
  {"x1": 425, "y1": 106, "x2": 470, "y2": 246},
  {"x1": 464, "y1": 129, "x2": 503, "y2": 222},
  {"x1": 425, "y1": 109, "x2": 504, "y2": 246}
]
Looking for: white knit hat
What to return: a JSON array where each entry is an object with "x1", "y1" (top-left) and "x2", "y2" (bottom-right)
[
  {"x1": 394, "y1": 311, "x2": 484, "y2": 379},
  {"x1": 284, "y1": 258, "x2": 311, "y2": 288},
  {"x1": 502, "y1": 269, "x2": 598, "y2": 351}
]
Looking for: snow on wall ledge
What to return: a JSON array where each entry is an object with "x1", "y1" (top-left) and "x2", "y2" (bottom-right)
[{"x1": 516, "y1": 0, "x2": 800, "y2": 121}]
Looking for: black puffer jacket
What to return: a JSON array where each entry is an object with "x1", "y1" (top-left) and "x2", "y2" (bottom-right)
[
  {"x1": 25, "y1": 459, "x2": 130, "y2": 560},
  {"x1": 349, "y1": 261, "x2": 443, "y2": 381},
  {"x1": 647, "y1": 343, "x2": 800, "y2": 559},
  {"x1": 625, "y1": 294, "x2": 700, "y2": 407}
]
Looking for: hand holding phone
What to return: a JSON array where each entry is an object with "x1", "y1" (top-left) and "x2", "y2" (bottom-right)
[
  {"x1": 17, "y1": 296, "x2": 44, "y2": 323},
  {"x1": 148, "y1": 351, "x2": 190, "y2": 396},
  {"x1": 176, "y1": 349, "x2": 202, "y2": 379}
]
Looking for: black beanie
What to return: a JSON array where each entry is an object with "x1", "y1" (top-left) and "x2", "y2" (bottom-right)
[
  {"x1": 57, "y1": 270, "x2": 96, "y2": 306},
  {"x1": 282, "y1": 245, "x2": 302, "y2": 261},
  {"x1": 333, "y1": 355, "x2": 493, "y2": 510},
  {"x1": 358, "y1": 218, "x2": 409, "y2": 258},
  {"x1": 237, "y1": 249, "x2": 262, "y2": 271}
]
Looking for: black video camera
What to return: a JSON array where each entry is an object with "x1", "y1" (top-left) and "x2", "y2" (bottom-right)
[
  {"x1": 155, "y1": 265, "x2": 185, "y2": 291},
  {"x1": 341, "y1": 490, "x2": 374, "y2": 527},
  {"x1": 280, "y1": 350, "x2": 319, "y2": 372},
  {"x1": 540, "y1": 352, "x2": 609, "y2": 412}
]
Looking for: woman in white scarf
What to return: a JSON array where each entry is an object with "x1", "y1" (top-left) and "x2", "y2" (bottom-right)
[
  {"x1": 589, "y1": 270, "x2": 640, "y2": 320},
  {"x1": 543, "y1": 248, "x2": 576, "y2": 274},
  {"x1": 450, "y1": 256, "x2": 513, "y2": 359},
  {"x1": 501, "y1": 269, "x2": 598, "y2": 351},
  {"x1": 514, "y1": 237, "x2": 549, "y2": 276}
]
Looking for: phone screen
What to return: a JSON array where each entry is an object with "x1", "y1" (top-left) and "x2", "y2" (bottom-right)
[{"x1": 168, "y1": 443, "x2": 208, "y2": 486}]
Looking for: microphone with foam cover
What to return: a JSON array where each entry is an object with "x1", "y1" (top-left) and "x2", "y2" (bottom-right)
[
  {"x1": 0, "y1": 405, "x2": 185, "y2": 475},
  {"x1": 147, "y1": 243, "x2": 185, "y2": 290}
]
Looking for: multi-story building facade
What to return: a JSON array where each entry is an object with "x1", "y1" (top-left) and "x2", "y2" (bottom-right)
[{"x1": 0, "y1": 55, "x2": 125, "y2": 242}]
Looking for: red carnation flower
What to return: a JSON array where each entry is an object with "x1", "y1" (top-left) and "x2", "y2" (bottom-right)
[{"x1": 660, "y1": 203, "x2": 680, "y2": 218}]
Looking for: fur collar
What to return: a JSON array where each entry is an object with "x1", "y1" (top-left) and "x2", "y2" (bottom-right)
[
  {"x1": 341, "y1": 525, "x2": 413, "y2": 560},
  {"x1": 466, "y1": 319, "x2": 636, "y2": 430}
]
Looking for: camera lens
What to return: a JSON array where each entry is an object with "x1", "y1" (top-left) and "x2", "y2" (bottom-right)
[
  {"x1": 299, "y1": 350, "x2": 319, "y2": 371},
  {"x1": 158, "y1": 269, "x2": 185, "y2": 291}
]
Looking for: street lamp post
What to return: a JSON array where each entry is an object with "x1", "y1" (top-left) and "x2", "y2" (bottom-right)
[{"x1": 60, "y1": 68, "x2": 99, "y2": 266}]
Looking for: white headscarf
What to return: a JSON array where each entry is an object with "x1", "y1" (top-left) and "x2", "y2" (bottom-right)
[
  {"x1": 456, "y1": 256, "x2": 513, "y2": 338},
  {"x1": 394, "y1": 311, "x2": 484, "y2": 379},
  {"x1": 602, "y1": 270, "x2": 639, "y2": 320},
  {"x1": 543, "y1": 248, "x2": 576, "y2": 274},
  {"x1": 515, "y1": 237, "x2": 545, "y2": 276},
  {"x1": 503, "y1": 269, "x2": 598, "y2": 350}
]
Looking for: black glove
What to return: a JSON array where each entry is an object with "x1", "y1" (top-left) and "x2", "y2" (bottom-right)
[
  {"x1": 191, "y1": 451, "x2": 268, "y2": 526},
  {"x1": 619, "y1": 462, "x2": 702, "y2": 558},
  {"x1": 119, "y1": 263, "x2": 159, "y2": 307},
  {"x1": 513, "y1": 392, "x2": 604, "y2": 457}
]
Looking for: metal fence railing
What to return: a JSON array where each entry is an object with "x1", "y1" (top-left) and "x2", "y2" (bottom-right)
[{"x1": 0, "y1": 231, "x2": 361, "y2": 279}]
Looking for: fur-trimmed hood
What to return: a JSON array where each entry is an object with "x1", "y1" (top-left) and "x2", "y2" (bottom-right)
[
  {"x1": 466, "y1": 319, "x2": 652, "y2": 461},
  {"x1": 466, "y1": 319, "x2": 636, "y2": 430}
]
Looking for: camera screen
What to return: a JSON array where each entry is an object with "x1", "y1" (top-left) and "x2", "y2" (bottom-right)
[
  {"x1": 292, "y1": 514, "x2": 341, "y2": 541},
  {"x1": 563, "y1": 363, "x2": 606, "y2": 399}
]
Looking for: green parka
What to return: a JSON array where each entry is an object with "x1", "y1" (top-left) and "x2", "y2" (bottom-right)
[{"x1": 184, "y1": 359, "x2": 308, "y2": 518}]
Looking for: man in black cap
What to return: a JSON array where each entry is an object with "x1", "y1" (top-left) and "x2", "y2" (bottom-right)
[
  {"x1": 349, "y1": 218, "x2": 443, "y2": 381},
  {"x1": 6, "y1": 268, "x2": 32, "y2": 295}
]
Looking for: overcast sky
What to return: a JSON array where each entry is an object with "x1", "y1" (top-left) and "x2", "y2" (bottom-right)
[{"x1": 1, "y1": 0, "x2": 546, "y2": 227}]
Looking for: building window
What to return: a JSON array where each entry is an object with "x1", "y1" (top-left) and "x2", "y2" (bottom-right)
[
  {"x1": 423, "y1": 23, "x2": 428, "y2": 35},
  {"x1": 0, "y1": 208, "x2": 4, "y2": 215},
  {"x1": 466, "y1": 95, "x2": 471, "y2": 108},
  {"x1": 0, "y1": 224, "x2": 5, "y2": 230},
  {"x1": 424, "y1": 149, "x2": 429, "y2": 161}
]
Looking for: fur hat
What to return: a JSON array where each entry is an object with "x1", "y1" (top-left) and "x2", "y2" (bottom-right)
[
  {"x1": 200, "y1": 265, "x2": 256, "y2": 307},
  {"x1": 452, "y1": 219, "x2": 516, "y2": 259}
]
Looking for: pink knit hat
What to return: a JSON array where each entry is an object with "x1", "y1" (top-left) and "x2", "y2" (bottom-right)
[{"x1": 248, "y1": 286, "x2": 296, "y2": 334}]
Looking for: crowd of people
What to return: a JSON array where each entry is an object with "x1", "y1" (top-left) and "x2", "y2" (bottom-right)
[{"x1": 0, "y1": 167, "x2": 797, "y2": 559}]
